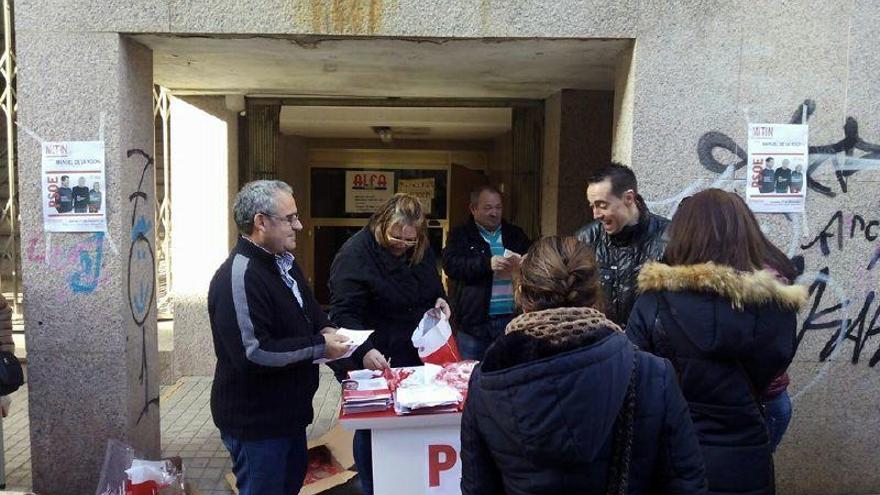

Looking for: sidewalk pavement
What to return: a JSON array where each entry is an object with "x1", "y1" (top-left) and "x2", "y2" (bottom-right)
[{"x1": 1, "y1": 368, "x2": 358, "y2": 495}]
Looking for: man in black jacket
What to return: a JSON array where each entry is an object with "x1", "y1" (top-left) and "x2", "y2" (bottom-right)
[
  {"x1": 72, "y1": 176, "x2": 90, "y2": 213},
  {"x1": 443, "y1": 185, "x2": 531, "y2": 360},
  {"x1": 208, "y1": 180, "x2": 349, "y2": 495},
  {"x1": 759, "y1": 157, "x2": 776, "y2": 193},
  {"x1": 54, "y1": 175, "x2": 73, "y2": 213},
  {"x1": 775, "y1": 159, "x2": 792, "y2": 193},
  {"x1": 576, "y1": 163, "x2": 669, "y2": 326}
]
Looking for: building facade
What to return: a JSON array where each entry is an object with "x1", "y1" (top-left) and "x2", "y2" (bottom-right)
[{"x1": 11, "y1": 1, "x2": 880, "y2": 493}]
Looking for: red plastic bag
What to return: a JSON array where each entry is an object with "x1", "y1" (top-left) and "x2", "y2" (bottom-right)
[{"x1": 411, "y1": 309, "x2": 460, "y2": 365}]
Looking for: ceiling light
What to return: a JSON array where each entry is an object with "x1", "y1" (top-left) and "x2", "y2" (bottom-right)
[{"x1": 374, "y1": 126, "x2": 393, "y2": 143}]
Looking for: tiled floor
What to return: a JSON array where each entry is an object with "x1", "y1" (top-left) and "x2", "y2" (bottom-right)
[
  {"x1": 1, "y1": 368, "x2": 348, "y2": 495},
  {"x1": 1, "y1": 384, "x2": 31, "y2": 490}
]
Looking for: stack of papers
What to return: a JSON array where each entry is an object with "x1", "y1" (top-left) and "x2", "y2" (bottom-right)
[
  {"x1": 394, "y1": 385, "x2": 461, "y2": 415},
  {"x1": 390, "y1": 365, "x2": 463, "y2": 415},
  {"x1": 341, "y1": 370, "x2": 392, "y2": 414},
  {"x1": 341, "y1": 363, "x2": 475, "y2": 416}
]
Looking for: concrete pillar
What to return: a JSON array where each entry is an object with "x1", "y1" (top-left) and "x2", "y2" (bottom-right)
[
  {"x1": 612, "y1": 45, "x2": 635, "y2": 166},
  {"x1": 170, "y1": 96, "x2": 238, "y2": 377},
  {"x1": 541, "y1": 90, "x2": 615, "y2": 236},
  {"x1": 541, "y1": 93, "x2": 562, "y2": 236},
  {"x1": 243, "y1": 102, "x2": 280, "y2": 181},
  {"x1": 278, "y1": 134, "x2": 312, "y2": 282},
  {"x1": 510, "y1": 105, "x2": 544, "y2": 240},
  {"x1": 15, "y1": 32, "x2": 158, "y2": 494}
]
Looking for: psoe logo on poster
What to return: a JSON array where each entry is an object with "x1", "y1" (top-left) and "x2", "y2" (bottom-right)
[{"x1": 43, "y1": 143, "x2": 69, "y2": 157}]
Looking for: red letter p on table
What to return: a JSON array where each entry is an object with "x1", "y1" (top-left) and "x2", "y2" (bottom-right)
[{"x1": 427, "y1": 444, "x2": 457, "y2": 487}]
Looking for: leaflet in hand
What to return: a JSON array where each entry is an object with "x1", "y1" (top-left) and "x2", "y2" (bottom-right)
[{"x1": 313, "y1": 329, "x2": 374, "y2": 364}]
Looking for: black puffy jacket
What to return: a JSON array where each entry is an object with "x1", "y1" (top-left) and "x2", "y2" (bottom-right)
[
  {"x1": 328, "y1": 228, "x2": 445, "y2": 373},
  {"x1": 442, "y1": 218, "x2": 531, "y2": 338},
  {"x1": 461, "y1": 308, "x2": 707, "y2": 495},
  {"x1": 626, "y1": 262, "x2": 807, "y2": 495},
  {"x1": 576, "y1": 205, "x2": 669, "y2": 326}
]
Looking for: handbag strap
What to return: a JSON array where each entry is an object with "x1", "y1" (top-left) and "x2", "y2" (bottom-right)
[{"x1": 606, "y1": 348, "x2": 638, "y2": 495}]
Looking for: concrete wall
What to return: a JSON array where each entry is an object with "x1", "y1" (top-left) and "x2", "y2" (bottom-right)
[
  {"x1": 13, "y1": 1, "x2": 880, "y2": 493},
  {"x1": 626, "y1": 5, "x2": 880, "y2": 492}
]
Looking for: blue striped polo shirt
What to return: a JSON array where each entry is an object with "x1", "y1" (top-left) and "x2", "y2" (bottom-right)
[{"x1": 477, "y1": 225, "x2": 515, "y2": 316}]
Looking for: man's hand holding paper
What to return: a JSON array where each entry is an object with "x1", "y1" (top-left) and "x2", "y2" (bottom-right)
[{"x1": 314, "y1": 329, "x2": 374, "y2": 364}]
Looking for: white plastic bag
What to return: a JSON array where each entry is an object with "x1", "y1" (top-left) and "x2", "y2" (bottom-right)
[{"x1": 411, "y1": 309, "x2": 461, "y2": 365}]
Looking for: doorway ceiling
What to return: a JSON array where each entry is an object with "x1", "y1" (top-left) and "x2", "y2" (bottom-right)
[
  {"x1": 279, "y1": 106, "x2": 511, "y2": 139},
  {"x1": 135, "y1": 35, "x2": 630, "y2": 99}
]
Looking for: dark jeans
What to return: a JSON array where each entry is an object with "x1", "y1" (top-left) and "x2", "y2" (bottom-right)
[
  {"x1": 456, "y1": 314, "x2": 514, "y2": 361},
  {"x1": 221, "y1": 429, "x2": 308, "y2": 495},
  {"x1": 763, "y1": 390, "x2": 793, "y2": 452},
  {"x1": 354, "y1": 429, "x2": 374, "y2": 495}
]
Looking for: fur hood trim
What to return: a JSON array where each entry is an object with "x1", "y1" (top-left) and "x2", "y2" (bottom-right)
[{"x1": 638, "y1": 262, "x2": 808, "y2": 310}]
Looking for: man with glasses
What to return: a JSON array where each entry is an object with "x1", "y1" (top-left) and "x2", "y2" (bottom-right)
[
  {"x1": 576, "y1": 162, "x2": 669, "y2": 326},
  {"x1": 208, "y1": 180, "x2": 350, "y2": 495},
  {"x1": 443, "y1": 185, "x2": 531, "y2": 360}
]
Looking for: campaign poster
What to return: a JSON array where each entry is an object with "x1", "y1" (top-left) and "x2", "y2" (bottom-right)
[
  {"x1": 41, "y1": 141, "x2": 107, "y2": 232},
  {"x1": 745, "y1": 124, "x2": 808, "y2": 213}
]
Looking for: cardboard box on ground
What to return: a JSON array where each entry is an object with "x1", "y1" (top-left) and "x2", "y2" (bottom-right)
[{"x1": 226, "y1": 426, "x2": 356, "y2": 495}]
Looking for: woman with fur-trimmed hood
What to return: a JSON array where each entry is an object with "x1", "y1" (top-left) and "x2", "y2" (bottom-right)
[
  {"x1": 461, "y1": 237, "x2": 707, "y2": 495},
  {"x1": 626, "y1": 189, "x2": 807, "y2": 495}
]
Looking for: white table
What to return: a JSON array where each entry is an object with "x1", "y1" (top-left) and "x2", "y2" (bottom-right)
[{"x1": 340, "y1": 409, "x2": 463, "y2": 495}]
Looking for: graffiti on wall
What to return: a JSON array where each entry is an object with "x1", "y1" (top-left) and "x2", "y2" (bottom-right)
[
  {"x1": 801, "y1": 211, "x2": 879, "y2": 258},
  {"x1": 798, "y1": 210, "x2": 880, "y2": 367},
  {"x1": 26, "y1": 232, "x2": 109, "y2": 298},
  {"x1": 800, "y1": 270, "x2": 879, "y2": 367},
  {"x1": 649, "y1": 99, "x2": 880, "y2": 382},
  {"x1": 697, "y1": 99, "x2": 880, "y2": 198},
  {"x1": 127, "y1": 148, "x2": 159, "y2": 425}
]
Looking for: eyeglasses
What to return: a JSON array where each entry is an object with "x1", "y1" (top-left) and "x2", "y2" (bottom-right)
[
  {"x1": 260, "y1": 212, "x2": 301, "y2": 226},
  {"x1": 386, "y1": 233, "x2": 418, "y2": 247}
]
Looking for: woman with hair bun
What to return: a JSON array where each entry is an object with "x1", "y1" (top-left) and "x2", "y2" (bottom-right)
[{"x1": 461, "y1": 236, "x2": 706, "y2": 494}]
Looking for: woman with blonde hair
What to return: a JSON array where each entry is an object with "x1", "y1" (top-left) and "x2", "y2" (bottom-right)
[
  {"x1": 626, "y1": 189, "x2": 807, "y2": 495},
  {"x1": 329, "y1": 193, "x2": 450, "y2": 495},
  {"x1": 461, "y1": 236, "x2": 706, "y2": 494}
]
